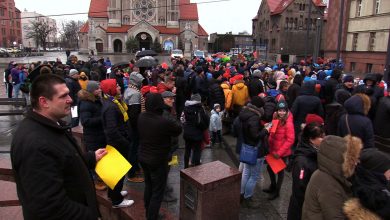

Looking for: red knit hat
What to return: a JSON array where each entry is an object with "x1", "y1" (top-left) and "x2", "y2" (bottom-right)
[
  {"x1": 100, "y1": 79, "x2": 118, "y2": 96},
  {"x1": 305, "y1": 114, "x2": 324, "y2": 125}
]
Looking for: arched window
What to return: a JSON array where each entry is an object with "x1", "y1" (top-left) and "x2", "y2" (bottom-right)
[{"x1": 123, "y1": 16, "x2": 130, "y2": 24}]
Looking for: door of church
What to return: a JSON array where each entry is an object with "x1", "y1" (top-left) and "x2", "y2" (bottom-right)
[{"x1": 136, "y1": 32, "x2": 152, "y2": 50}]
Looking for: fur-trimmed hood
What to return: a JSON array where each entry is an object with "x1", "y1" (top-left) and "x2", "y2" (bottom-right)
[
  {"x1": 78, "y1": 89, "x2": 97, "y2": 102},
  {"x1": 343, "y1": 198, "x2": 381, "y2": 220},
  {"x1": 318, "y1": 135, "x2": 362, "y2": 186}
]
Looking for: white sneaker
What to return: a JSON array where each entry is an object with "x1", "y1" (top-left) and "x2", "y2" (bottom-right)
[
  {"x1": 112, "y1": 199, "x2": 134, "y2": 208},
  {"x1": 120, "y1": 190, "x2": 128, "y2": 197}
]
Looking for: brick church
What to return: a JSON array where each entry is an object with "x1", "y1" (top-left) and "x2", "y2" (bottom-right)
[{"x1": 79, "y1": 0, "x2": 208, "y2": 54}]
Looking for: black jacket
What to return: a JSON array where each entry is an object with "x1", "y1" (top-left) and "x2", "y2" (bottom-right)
[
  {"x1": 287, "y1": 141, "x2": 318, "y2": 220},
  {"x1": 78, "y1": 90, "x2": 106, "y2": 151},
  {"x1": 65, "y1": 77, "x2": 82, "y2": 106},
  {"x1": 11, "y1": 111, "x2": 99, "y2": 220},
  {"x1": 138, "y1": 99, "x2": 182, "y2": 168},
  {"x1": 323, "y1": 77, "x2": 340, "y2": 104},
  {"x1": 238, "y1": 103, "x2": 268, "y2": 157},
  {"x1": 101, "y1": 98, "x2": 131, "y2": 155},
  {"x1": 287, "y1": 80, "x2": 301, "y2": 108},
  {"x1": 247, "y1": 77, "x2": 264, "y2": 98},
  {"x1": 183, "y1": 102, "x2": 210, "y2": 141},
  {"x1": 324, "y1": 102, "x2": 345, "y2": 135},
  {"x1": 337, "y1": 95, "x2": 375, "y2": 149},
  {"x1": 374, "y1": 96, "x2": 390, "y2": 138},
  {"x1": 208, "y1": 78, "x2": 225, "y2": 110}
]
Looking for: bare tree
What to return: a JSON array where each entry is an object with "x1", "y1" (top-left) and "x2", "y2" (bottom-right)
[
  {"x1": 24, "y1": 20, "x2": 56, "y2": 51},
  {"x1": 59, "y1": 20, "x2": 83, "y2": 50}
]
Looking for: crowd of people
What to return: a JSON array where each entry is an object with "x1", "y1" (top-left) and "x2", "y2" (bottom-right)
[{"x1": 8, "y1": 52, "x2": 390, "y2": 220}]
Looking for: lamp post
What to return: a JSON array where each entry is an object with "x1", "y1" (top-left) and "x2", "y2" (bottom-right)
[
  {"x1": 304, "y1": 0, "x2": 313, "y2": 64},
  {"x1": 336, "y1": 0, "x2": 345, "y2": 67},
  {"x1": 384, "y1": 28, "x2": 390, "y2": 83}
]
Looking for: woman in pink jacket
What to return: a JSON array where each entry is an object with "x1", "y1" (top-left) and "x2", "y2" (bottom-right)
[{"x1": 263, "y1": 100, "x2": 295, "y2": 200}]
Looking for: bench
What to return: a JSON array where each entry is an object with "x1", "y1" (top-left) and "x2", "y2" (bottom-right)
[{"x1": 0, "y1": 98, "x2": 27, "y2": 116}]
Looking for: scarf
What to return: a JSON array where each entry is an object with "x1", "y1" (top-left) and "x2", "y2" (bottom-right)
[
  {"x1": 128, "y1": 84, "x2": 145, "y2": 112},
  {"x1": 104, "y1": 94, "x2": 129, "y2": 122}
]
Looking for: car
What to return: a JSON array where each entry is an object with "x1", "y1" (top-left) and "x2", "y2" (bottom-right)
[
  {"x1": 170, "y1": 49, "x2": 183, "y2": 59},
  {"x1": 193, "y1": 50, "x2": 205, "y2": 58}
]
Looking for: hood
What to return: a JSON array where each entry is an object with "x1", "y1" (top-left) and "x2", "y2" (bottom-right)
[
  {"x1": 211, "y1": 109, "x2": 219, "y2": 115},
  {"x1": 233, "y1": 81, "x2": 246, "y2": 89},
  {"x1": 185, "y1": 100, "x2": 202, "y2": 107},
  {"x1": 318, "y1": 135, "x2": 362, "y2": 185},
  {"x1": 77, "y1": 89, "x2": 97, "y2": 102},
  {"x1": 300, "y1": 80, "x2": 316, "y2": 95},
  {"x1": 221, "y1": 83, "x2": 230, "y2": 90},
  {"x1": 292, "y1": 141, "x2": 318, "y2": 161},
  {"x1": 363, "y1": 73, "x2": 377, "y2": 84},
  {"x1": 129, "y1": 72, "x2": 144, "y2": 88},
  {"x1": 318, "y1": 71, "x2": 327, "y2": 80},
  {"x1": 344, "y1": 94, "x2": 371, "y2": 115},
  {"x1": 343, "y1": 198, "x2": 382, "y2": 220},
  {"x1": 292, "y1": 75, "x2": 303, "y2": 86},
  {"x1": 239, "y1": 103, "x2": 263, "y2": 122},
  {"x1": 335, "y1": 89, "x2": 351, "y2": 105},
  {"x1": 145, "y1": 93, "x2": 165, "y2": 115}
]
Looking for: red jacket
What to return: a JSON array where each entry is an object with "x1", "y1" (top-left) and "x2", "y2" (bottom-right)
[{"x1": 268, "y1": 112, "x2": 295, "y2": 158}]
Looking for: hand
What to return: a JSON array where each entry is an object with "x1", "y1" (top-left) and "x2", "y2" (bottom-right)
[
  {"x1": 95, "y1": 148, "x2": 108, "y2": 161},
  {"x1": 273, "y1": 153, "x2": 280, "y2": 159}
]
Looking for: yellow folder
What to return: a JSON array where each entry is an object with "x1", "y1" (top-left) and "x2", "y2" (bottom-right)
[{"x1": 95, "y1": 145, "x2": 132, "y2": 190}]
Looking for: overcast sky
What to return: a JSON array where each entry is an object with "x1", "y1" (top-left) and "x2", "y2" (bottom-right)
[{"x1": 14, "y1": 0, "x2": 261, "y2": 35}]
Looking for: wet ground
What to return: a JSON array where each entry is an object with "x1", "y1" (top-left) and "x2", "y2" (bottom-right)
[{"x1": 0, "y1": 53, "x2": 292, "y2": 219}]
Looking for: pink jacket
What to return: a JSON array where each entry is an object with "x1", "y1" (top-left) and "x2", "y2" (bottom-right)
[{"x1": 268, "y1": 112, "x2": 295, "y2": 157}]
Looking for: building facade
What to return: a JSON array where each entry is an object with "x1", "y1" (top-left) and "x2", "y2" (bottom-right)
[
  {"x1": 209, "y1": 32, "x2": 254, "y2": 53},
  {"x1": 0, "y1": 0, "x2": 21, "y2": 48},
  {"x1": 21, "y1": 10, "x2": 57, "y2": 49},
  {"x1": 325, "y1": 0, "x2": 390, "y2": 75},
  {"x1": 252, "y1": 0, "x2": 326, "y2": 63},
  {"x1": 79, "y1": 0, "x2": 208, "y2": 54}
]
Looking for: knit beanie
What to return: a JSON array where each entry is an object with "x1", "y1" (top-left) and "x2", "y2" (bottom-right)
[
  {"x1": 100, "y1": 79, "x2": 117, "y2": 96},
  {"x1": 305, "y1": 114, "x2": 324, "y2": 125},
  {"x1": 69, "y1": 69, "x2": 79, "y2": 77},
  {"x1": 251, "y1": 96, "x2": 265, "y2": 108},
  {"x1": 276, "y1": 100, "x2": 288, "y2": 111},
  {"x1": 86, "y1": 80, "x2": 100, "y2": 93},
  {"x1": 191, "y1": 93, "x2": 202, "y2": 102},
  {"x1": 360, "y1": 148, "x2": 390, "y2": 174},
  {"x1": 343, "y1": 75, "x2": 354, "y2": 83}
]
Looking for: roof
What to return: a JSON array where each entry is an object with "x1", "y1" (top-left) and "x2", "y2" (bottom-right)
[
  {"x1": 154, "y1": 26, "x2": 180, "y2": 35},
  {"x1": 179, "y1": 0, "x2": 198, "y2": 20},
  {"x1": 198, "y1": 24, "x2": 208, "y2": 36},
  {"x1": 79, "y1": 22, "x2": 89, "y2": 33},
  {"x1": 106, "y1": 25, "x2": 132, "y2": 33},
  {"x1": 253, "y1": 15, "x2": 258, "y2": 20},
  {"x1": 267, "y1": 0, "x2": 326, "y2": 15},
  {"x1": 89, "y1": 0, "x2": 108, "y2": 18}
]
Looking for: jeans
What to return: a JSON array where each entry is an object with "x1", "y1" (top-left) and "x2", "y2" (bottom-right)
[
  {"x1": 211, "y1": 130, "x2": 222, "y2": 144},
  {"x1": 241, "y1": 158, "x2": 264, "y2": 198},
  {"x1": 184, "y1": 139, "x2": 202, "y2": 168},
  {"x1": 12, "y1": 83, "x2": 20, "y2": 98},
  {"x1": 127, "y1": 131, "x2": 140, "y2": 178},
  {"x1": 141, "y1": 162, "x2": 169, "y2": 220}
]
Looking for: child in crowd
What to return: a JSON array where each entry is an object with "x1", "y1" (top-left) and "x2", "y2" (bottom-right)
[{"x1": 209, "y1": 103, "x2": 223, "y2": 147}]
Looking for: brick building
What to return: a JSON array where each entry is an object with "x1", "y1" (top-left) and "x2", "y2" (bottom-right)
[
  {"x1": 79, "y1": 0, "x2": 208, "y2": 54},
  {"x1": 252, "y1": 0, "x2": 326, "y2": 63},
  {"x1": 324, "y1": 0, "x2": 390, "y2": 75},
  {"x1": 0, "y1": 0, "x2": 22, "y2": 48}
]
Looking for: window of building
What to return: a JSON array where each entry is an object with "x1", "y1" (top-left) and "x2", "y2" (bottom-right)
[
  {"x1": 375, "y1": 0, "x2": 380, "y2": 14},
  {"x1": 352, "y1": 33, "x2": 358, "y2": 51},
  {"x1": 305, "y1": 18, "x2": 308, "y2": 30},
  {"x1": 0, "y1": 8, "x2": 4, "y2": 16},
  {"x1": 285, "y1": 17, "x2": 289, "y2": 30},
  {"x1": 122, "y1": 16, "x2": 130, "y2": 24},
  {"x1": 171, "y1": 0, "x2": 176, "y2": 10},
  {"x1": 1, "y1": 28, "x2": 5, "y2": 35},
  {"x1": 350, "y1": 62, "x2": 356, "y2": 71},
  {"x1": 368, "y1": 32, "x2": 376, "y2": 51},
  {"x1": 299, "y1": 4, "x2": 306, "y2": 11},
  {"x1": 356, "y1": 0, "x2": 362, "y2": 16},
  {"x1": 294, "y1": 18, "x2": 298, "y2": 29},
  {"x1": 271, "y1": 38, "x2": 276, "y2": 50},
  {"x1": 289, "y1": 18, "x2": 293, "y2": 30},
  {"x1": 366, "y1": 63, "x2": 373, "y2": 73},
  {"x1": 312, "y1": 19, "x2": 316, "y2": 30}
]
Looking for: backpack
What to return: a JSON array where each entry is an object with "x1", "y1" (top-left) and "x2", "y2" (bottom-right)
[
  {"x1": 186, "y1": 72, "x2": 197, "y2": 96},
  {"x1": 11, "y1": 69, "x2": 20, "y2": 85}
]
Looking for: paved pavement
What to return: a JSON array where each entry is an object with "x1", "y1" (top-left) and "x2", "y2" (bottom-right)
[{"x1": 0, "y1": 53, "x2": 292, "y2": 219}]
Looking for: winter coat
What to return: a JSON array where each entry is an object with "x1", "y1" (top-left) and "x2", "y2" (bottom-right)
[
  {"x1": 268, "y1": 112, "x2": 295, "y2": 157},
  {"x1": 194, "y1": 75, "x2": 208, "y2": 101},
  {"x1": 337, "y1": 95, "x2": 375, "y2": 149},
  {"x1": 78, "y1": 90, "x2": 106, "y2": 151},
  {"x1": 344, "y1": 165, "x2": 390, "y2": 220},
  {"x1": 209, "y1": 110, "x2": 222, "y2": 132},
  {"x1": 263, "y1": 96, "x2": 277, "y2": 123},
  {"x1": 232, "y1": 116, "x2": 243, "y2": 154},
  {"x1": 11, "y1": 110, "x2": 99, "y2": 220},
  {"x1": 324, "y1": 102, "x2": 345, "y2": 135},
  {"x1": 208, "y1": 78, "x2": 225, "y2": 110},
  {"x1": 101, "y1": 98, "x2": 131, "y2": 155},
  {"x1": 292, "y1": 81, "x2": 324, "y2": 135},
  {"x1": 287, "y1": 141, "x2": 318, "y2": 220},
  {"x1": 302, "y1": 135, "x2": 362, "y2": 220},
  {"x1": 182, "y1": 101, "x2": 210, "y2": 141},
  {"x1": 65, "y1": 77, "x2": 82, "y2": 106},
  {"x1": 324, "y1": 77, "x2": 340, "y2": 104},
  {"x1": 238, "y1": 103, "x2": 268, "y2": 157},
  {"x1": 374, "y1": 96, "x2": 390, "y2": 138},
  {"x1": 138, "y1": 104, "x2": 182, "y2": 168},
  {"x1": 287, "y1": 80, "x2": 301, "y2": 109},
  {"x1": 231, "y1": 80, "x2": 249, "y2": 107},
  {"x1": 247, "y1": 76, "x2": 264, "y2": 98},
  {"x1": 221, "y1": 82, "x2": 233, "y2": 110}
]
